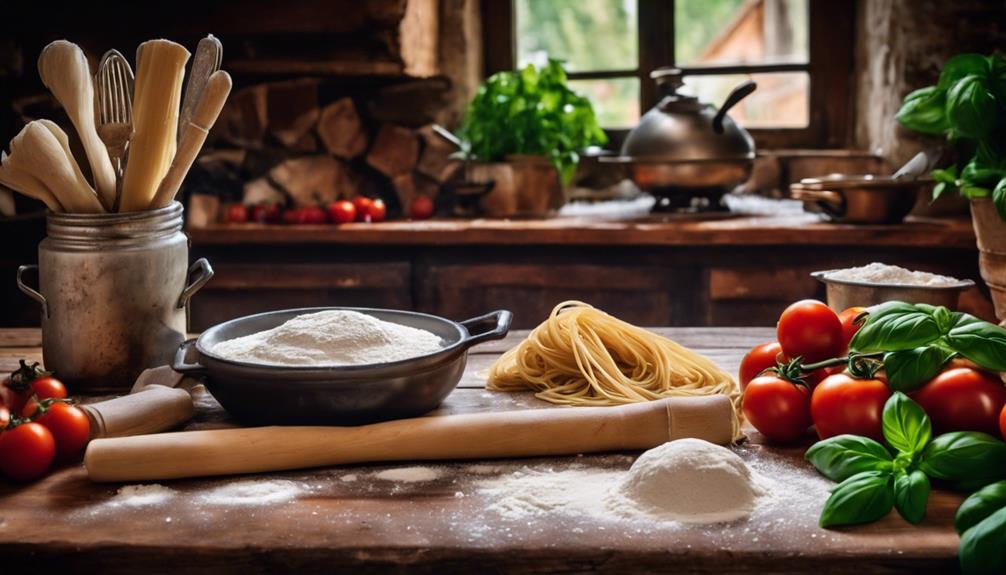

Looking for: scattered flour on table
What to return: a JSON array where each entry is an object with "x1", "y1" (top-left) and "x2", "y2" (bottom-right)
[
  {"x1": 197, "y1": 479, "x2": 305, "y2": 505},
  {"x1": 823, "y1": 262, "x2": 961, "y2": 286},
  {"x1": 106, "y1": 484, "x2": 175, "y2": 507},
  {"x1": 373, "y1": 466, "x2": 441, "y2": 483},
  {"x1": 340, "y1": 473, "x2": 359, "y2": 482},
  {"x1": 210, "y1": 310, "x2": 444, "y2": 366}
]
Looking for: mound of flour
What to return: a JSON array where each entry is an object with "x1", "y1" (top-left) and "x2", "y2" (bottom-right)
[
  {"x1": 211, "y1": 310, "x2": 444, "y2": 366},
  {"x1": 824, "y1": 263, "x2": 961, "y2": 286},
  {"x1": 610, "y1": 438, "x2": 765, "y2": 523}
]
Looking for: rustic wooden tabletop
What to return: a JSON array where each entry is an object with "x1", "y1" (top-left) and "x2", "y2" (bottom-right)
[{"x1": 0, "y1": 328, "x2": 962, "y2": 574}]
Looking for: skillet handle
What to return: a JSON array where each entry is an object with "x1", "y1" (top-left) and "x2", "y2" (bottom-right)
[
  {"x1": 459, "y1": 310, "x2": 513, "y2": 348},
  {"x1": 172, "y1": 339, "x2": 208, "y2": 375}
]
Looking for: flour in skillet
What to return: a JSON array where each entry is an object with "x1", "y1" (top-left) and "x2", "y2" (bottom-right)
[{"x1": 211, "y1": 310, "x2": 444, "y2": 366}]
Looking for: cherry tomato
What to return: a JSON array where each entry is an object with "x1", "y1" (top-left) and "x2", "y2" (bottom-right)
[
  {"x1": 327, "y1": 200, "x2": 356, "y2": 224},
  {"x1": 777, "y1": 300, "x2": 844, "y2": 363},
  {"x1": 739, "y1": 342, "x2": 785, "y2": 389},
  {"x1": 34, "y1": 402, "x2": 90, "y2": 462},
  {"x1": 0, "y1": 403, "x2": 8, "y2": 429},
  {"x1": 225, "y1": 203, "x2": 249, "y2": 223},
  {"x1": 0, "y1": 422, "x2": 55, "y2": 481},
  {"x1": 1000, "y1": 404, "x2": 1006, "y2": 441},
  {"x1": 30, "y1": 376, "x2": 66, "y2": 401},
  {"x1": 301, "y1": 205, "x2": 328, "y2": 224},
  {"x1": 250, "y1": 203, "x2": 282, "y2": 224},
  {"x1": 410, "y1": 195, "x2": 434, "y2": 220},
  {"x1": 352, "y1": 197, "x2": 373, "y2": 222},
  {"x1": 283, "y1": 208, "x2": 305, "y2": 225},
  {"x1": 811, "y1": 373, "x2": 891, "y2": 442},
  {"x1": 742, "y1": 375, "x2": 812, "y2": 443},
  {"x1": 913, "y1": 367, "x2": 1006, "y2": 436},
  {"x1": 368, "y1": 199, "x2": 387, "y2": 223},
  {"x1": 838, "y1": 306, "x2": 867, "y2": 350}
]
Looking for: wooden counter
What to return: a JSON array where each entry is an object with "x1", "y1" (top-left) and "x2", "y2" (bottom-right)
[{"x1": 0, "y1": 328, "x2": 962, "y2": 574}]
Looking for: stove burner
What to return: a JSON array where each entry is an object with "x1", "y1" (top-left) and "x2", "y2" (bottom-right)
[{"x1": 649, "y1": 187, "x2": 729, "y2": 213}]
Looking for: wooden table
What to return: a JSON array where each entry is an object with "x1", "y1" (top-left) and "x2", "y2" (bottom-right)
[{"x1": 0, "y1": 328, "x2": 962, "y2": 574}]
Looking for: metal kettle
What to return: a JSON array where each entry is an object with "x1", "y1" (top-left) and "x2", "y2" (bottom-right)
[{"x1": 607, "y1": 68, "x2": 757, "y2": 192}]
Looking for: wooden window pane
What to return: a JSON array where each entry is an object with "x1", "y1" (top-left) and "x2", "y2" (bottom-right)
[
  {"x1": 568, "y1": 77, "x2": 641, "y2": 128},
  {"x1": 682, "y1": 71, "x2": 809, "y2": 128},
  {"x1": 515, "y1": 0, "x2": 638, "y2": 72},
  {"x1": 675, "y1": 0, "x2": 809, "y2": 67}
]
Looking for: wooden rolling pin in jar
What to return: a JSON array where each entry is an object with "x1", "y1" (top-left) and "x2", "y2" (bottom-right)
[{"x1": 85, "y1": 395, "x2": 735, "y2": 482}]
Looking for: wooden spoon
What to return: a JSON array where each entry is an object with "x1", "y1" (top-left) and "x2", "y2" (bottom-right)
[
  {"x1": 38, "y1": 40, "x2": 117, "y2": 211},
  {"x1": 6, "y1": 122, "x2": 104, "y2": 213},
  {"x1": 0, "y1": 151, "x2": 64, "y2": 212}
]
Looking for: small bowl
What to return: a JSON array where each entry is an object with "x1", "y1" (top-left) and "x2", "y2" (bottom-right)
[{"x1": 811, "y1": 270, "x2": 975, "y2": 311}]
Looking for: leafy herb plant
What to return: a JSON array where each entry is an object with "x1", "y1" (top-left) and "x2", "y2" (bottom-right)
[
  {"x1": 458, "y1": 59, "x2": 608, "y2": 184},
  {"x1": 896, "y1": 53, "x2": 1006, "y2": 219}
]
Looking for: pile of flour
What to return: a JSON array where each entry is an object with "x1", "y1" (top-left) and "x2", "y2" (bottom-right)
[
  {"x1": 824, "y1": 263, "x2": 961, "y2": 286},
  {"x1": 211, "y1": 310, "x2": 444, "y2": 366}
]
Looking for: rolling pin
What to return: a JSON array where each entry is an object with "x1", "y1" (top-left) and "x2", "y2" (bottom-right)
[{"x1": 85, "y1": 395, "x2": 733, "y2": 482}]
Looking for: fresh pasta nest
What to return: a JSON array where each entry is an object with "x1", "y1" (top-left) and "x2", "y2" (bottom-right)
[{"x1": 487, "y1": 301, "x2": 743, "y2": 440}]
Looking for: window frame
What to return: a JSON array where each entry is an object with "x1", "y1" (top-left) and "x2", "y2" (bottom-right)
[{"x1": 482, "y1": 0, "x2": 855, "y2": 149}]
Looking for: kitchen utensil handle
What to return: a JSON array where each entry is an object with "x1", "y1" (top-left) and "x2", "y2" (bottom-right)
[
  {"x1": 177, "y1": 258, "x2": 214, "y2": 309},
  {"x1": 459, "y1": 310, "x2": 513, "y2": 347},
  {"x1": 713, "y1": 80, "x2": 757, "y2": 134},
  {"x1": 892, "y1": 147, "x2": 943, "y2": 180},
  {"x1": 85, "y1": 395, "x2": 734, "y2": 482},
  {"x1": 16, "y1": 265, "x2": 48, "y2": 318},
  {"x1": 172, "y1": 339, "x2": 206, "y2": 375},
  {"x1": 431, "y1": 124, "x2": 463, "y2": 150}
]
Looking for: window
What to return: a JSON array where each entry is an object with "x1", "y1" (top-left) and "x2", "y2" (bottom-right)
[{"x1": 483, "y1": 0, "x2": 854, "y2": 148}]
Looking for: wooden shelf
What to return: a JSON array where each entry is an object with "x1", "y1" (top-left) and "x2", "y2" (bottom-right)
[{"x1": 187, "y1": 215, "x2": 977, "y2": 249}]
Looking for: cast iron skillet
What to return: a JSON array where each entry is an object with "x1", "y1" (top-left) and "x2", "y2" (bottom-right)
[{"x1": 173, "y1": 307, "x2": 512, "y2": 425}]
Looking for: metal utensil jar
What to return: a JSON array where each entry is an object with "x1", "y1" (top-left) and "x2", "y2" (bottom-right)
[{"x1": 16, "y1": 202, "x2": 213, "y2": 392}]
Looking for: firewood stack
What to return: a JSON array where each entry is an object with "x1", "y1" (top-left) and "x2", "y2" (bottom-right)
[{"x1": 195, "y1": 77, "x2": 461, "y2": 221}]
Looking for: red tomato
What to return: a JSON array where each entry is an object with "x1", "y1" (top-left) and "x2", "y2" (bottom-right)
[
  {"x1": 811, "y1": 373, "x2": 891, "y2": 442},
  {"x1": 838, "y1": 306, "x2": 867, "y2": 350},
  {"x1": 1000, "y1": 404, "x2": 1006, "y2": 441},
  {"x1": 301, "y1": 205, "x2": 328, "y2": 224},
  {"x1": 327, "y1": 200, "x2": 356, "y2": 224},
  {"x1": 0, "y1": 422, "x2": 55, "y2": 481},
  {"x1": 250, "y1": 203, "x2": 282, "y2": 224},
  {"x1": 913, "y1": 367, "x2": 1006, "y2": 436},
  {"x1": 34, "y1": 402, "x2": 90, "y2": 462},
  {"x1": 225, "y1": 203, "x2": 249, "y2": 223},
  {"x1": 410, "y1": 195, "x2": 434, "y2": 220},
  {"x1": 777, "y1": 300, "x2": 844, "y2": 363},
  {"x1": 352, "y1": 197, "x2": 373, "y2": 222},
  {"x1": 0, "y1": 383, "x2": 25, "y2": 415},
  {"x1": 742, "y1": 375, "x2": 812, "y2": 443},
  {"x1": 739, "y1": 342, "x2": 785, "y2": 389},
  {"x1": 30, "y1": 376, "x2": 66, "y2": 401},
  {"x1": 283, "y1": 208, "x2": 305, "y2": 225},
  {"x1": 804, "y1": 365, "x2": 845, "y2": 388},
  {"x1": 368, "y1": 199, "x2": 387, "y2": 223},
  {"x1": 0, "y1": 403, "x2": 8, "y2": 429}
]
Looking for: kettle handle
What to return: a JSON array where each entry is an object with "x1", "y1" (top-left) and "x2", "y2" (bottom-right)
[{"x1": 713, "y1": 81, "x2": 757, "y2": 134}]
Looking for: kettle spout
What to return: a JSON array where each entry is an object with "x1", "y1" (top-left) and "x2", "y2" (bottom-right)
[{"x1": 713, "y1": 80, "x2": 757, "y2": 134}]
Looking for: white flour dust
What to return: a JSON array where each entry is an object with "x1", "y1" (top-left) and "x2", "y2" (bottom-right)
[
  {"x1": 823, "y1": 263, "x2": 961, "y2": 286},
  {"x1": 373, "y1": 466, "x2": 441, "y2": 483},
  {"x1": 211, "y1": 310, "x2": 444, "y2": 366},
  {"x1": 196, "y1": 479, "x2": 305, "y2": 505},
  {"x1": 105, "y1": 484, "x2": 175, "y2": 508}
]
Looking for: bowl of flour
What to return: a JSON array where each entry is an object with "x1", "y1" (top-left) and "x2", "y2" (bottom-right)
[
  {"x1": 174, "y1": 307, "x2": 511, "y2": 425},
  {"x1": 811, "y1": 262, "x2": 974, "y2": 310}
]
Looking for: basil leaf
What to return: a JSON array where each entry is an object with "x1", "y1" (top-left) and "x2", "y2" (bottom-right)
[
  {"x1": 883, "y1": 346, "x2": 955, "y2": 393},
  {"x1": 819, "y1": 470, "x2": 894, "y2": 528},
  {"x1": 994, "y1": 177, "x2": 1006, "y2": 223},
  {"x1": 850, "y1": 302, "x2": 941, "y2": 353},
  {"x1": 920, "y1": 431, "x2": 1006, "y2": 482},
  {"x1": 896, "y1": 86, "x2": 949, "y2": 134},
  {"x1": 805, "y1": 435, "x2": 894, "y2": 482},
  {"x1": 956, "y1": 480, "x2": 1006, "y2": 534},
  {"x1": 938, "y1": 53, "x2": 991, "y2": 89},
  {"x1": 947, "y1": 74, "x2": 997, "y2": 139},
  {"x1": 959, "y1": 506, "x2": 1006, "y2": 575},
  {"x1": 945, "y1": 314, "x2": 1006, "y2": 371},
  {"x1": 881, "y1": 392, "x2": 933, "y2": 454},
  {"x1": 893, "y1": 469, "x2": 930, "y2": 524}
]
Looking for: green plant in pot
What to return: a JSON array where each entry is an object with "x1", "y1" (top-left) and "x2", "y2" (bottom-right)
[
  {"x1": 458, "y1": 59, "x2": 606, "y2": 216},
  {"x1": 897, "y1": 52, "x2": 1006, "y2": 318}
]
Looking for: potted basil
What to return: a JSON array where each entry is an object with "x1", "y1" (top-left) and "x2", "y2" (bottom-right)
[
  {"x1": 458, "y1": 59, "x2": 607, "y2": 217},
  {"x1": 896, "y1": 53, "x2": 1006, "y2": 318}
]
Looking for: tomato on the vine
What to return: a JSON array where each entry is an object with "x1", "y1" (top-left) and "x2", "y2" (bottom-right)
[
  {"x1": 1000, "y1": 404, "x2": 1006, "y2": 441},
  {"x1": 743, "y1": 375, "x2": 812, "y2": 443},
  {"x1": 913, "y1": 367, "x2": 1006, "y2": 436},
  {"x1": 33, "y1": 402, "x2": 90, "y2": 462},
  {"x1": 0, "y1": 422, "x2": 55, "y2": 481},
  {"x1": 837, "y1": 306, "x2": 867, "y2": 350},
  {"x1": 225, "y1": 203, "x2": 249, "y2": 223},
  {"x1": 738, "y1": 342, "x2": 785, "y2": 389},
  {"x1": 2, "y1": 360, "x2": 56, "y2": 414},
  {"x1": 30, "y1": 376, "x2": 66, "y2": 401},
  {"x1": 777, "y1": 300, "x2": 844, "y2": 363},
  {"x1": 811, "y1": 373, "x2": 890, "y2": 441},
  {"x1": 327, "y1": 200, "x2": 356, "y2": 224}
]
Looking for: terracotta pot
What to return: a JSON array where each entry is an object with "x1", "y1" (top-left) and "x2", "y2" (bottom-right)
[
  {"x1": 970, "y1": 198, "x2": 1006, "y2": 320},
  {"x1": 466, "y1": 157, "x2": 563, "y2": 218}
]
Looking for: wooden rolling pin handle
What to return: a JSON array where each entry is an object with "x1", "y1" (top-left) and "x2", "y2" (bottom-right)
[
  {"x1": 85, "y1": 396, "x2": 733, "y2": 483},
  {"x1": 80, "y1": 386, "x2": 194, "y2": 440}
]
